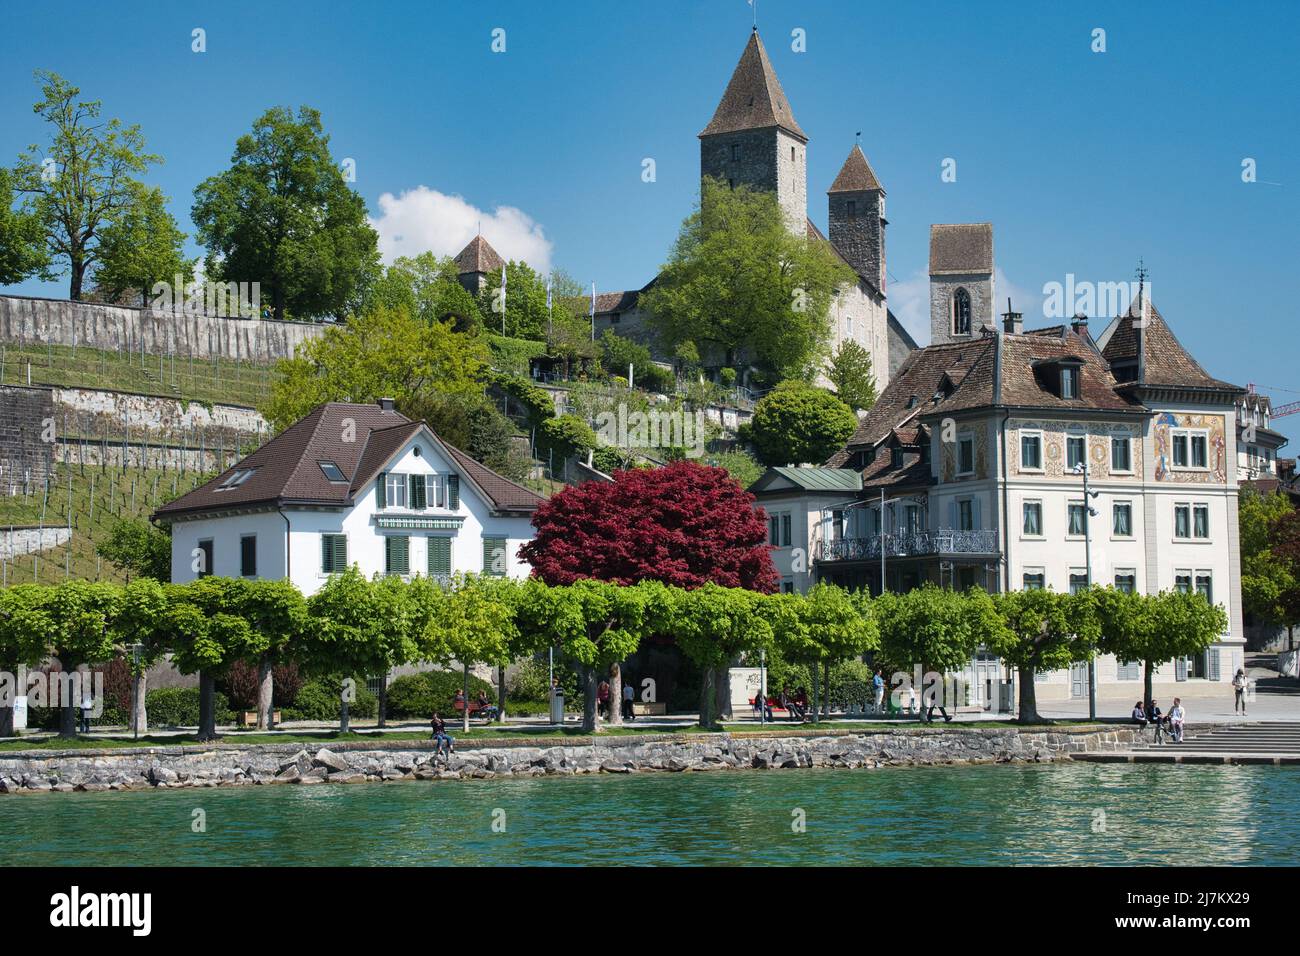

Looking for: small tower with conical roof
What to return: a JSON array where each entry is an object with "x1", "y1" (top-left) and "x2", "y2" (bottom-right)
[
  {"x1": 828, "y1": 143, "x2": 886, "y2": 292},
  {"x1": 699, "y1": 29, "x2": 808, "y2": 235}
]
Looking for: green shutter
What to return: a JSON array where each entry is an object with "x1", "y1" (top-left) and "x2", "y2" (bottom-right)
[
  {"x1": 376, "y1": 471, "x2": 387, "y2": 508},
  {"x1": 410, "y1": 474, "x2": 426, "y2": 510},
  {"x1": 386, "y1": 535, "x2": 409, "y2": 576},
  {"x1": 332, "y1": 534, "x2": 347, "y2": 572},
  {"x1": 428, "y1": 536, "x2": 451, "y2": 577},
  {"x1": 322, "y1": 534, "x2": 347, "y2": 573},
  {"x1": 322, "y1": 535, "x2": 331, "y2": 573},
  {"x1": 483, "y1": 536, "x2": 506, "y2": 577},
  {"x1": 447, "y1": 474, "x2": 459, "y2": 510}
]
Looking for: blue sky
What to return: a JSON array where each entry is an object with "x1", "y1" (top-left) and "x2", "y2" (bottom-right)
[{"x1": 3, "y1": 0, "x2": 1298, "y2": 443}]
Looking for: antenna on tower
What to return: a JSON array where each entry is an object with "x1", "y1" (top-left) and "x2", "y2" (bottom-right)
[
  {"x1": 749, "y1": 0, "x2": 757, "y2": 30},
  {"x1": 1134, "y1": 257, "x2": 1148, "y2": 313}
]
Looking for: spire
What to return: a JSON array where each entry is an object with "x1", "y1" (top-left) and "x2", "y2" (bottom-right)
[
  {"x1": 828, "y1": 143, "x2": 884, "y2": 193},
  {"x1": 699, "y1": 31, "x2": 806, "y2": 142}
]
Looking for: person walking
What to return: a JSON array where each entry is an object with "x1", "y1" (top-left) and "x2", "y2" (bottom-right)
[
  {"x1": 872, "y1": 669, "x2": 886, "y2": 714},
  {"x1": 622, "y1": 680, "x2": 636, "y2": 720},
  {"x1": 79, "y1": 690, "x2": 93, "y2": 734},
  {"x1": 1232, "y1": 668, "x2": 1248, "y2": 715},
  {"x1": 597, "y1": 680, "x2": 611, "y2": 720}
]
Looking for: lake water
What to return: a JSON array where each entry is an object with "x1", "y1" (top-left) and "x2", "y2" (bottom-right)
[{"x1": 3, "y1": 763, "x2": 1296, "y2": 866}]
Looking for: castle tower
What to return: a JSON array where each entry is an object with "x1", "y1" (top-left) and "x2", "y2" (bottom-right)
[
  {"x1": 827, "y1": 144, "x2": 886, "y2": 292},
  {"x1": 453, "y1": 234, "x2": 505, "y2": 296},
  {"x1": 929, "y1": 223, "x2": 995, "y2": 345},
  {"x1": 699, "y1": 29, "x2": 808, "y2": 235}
]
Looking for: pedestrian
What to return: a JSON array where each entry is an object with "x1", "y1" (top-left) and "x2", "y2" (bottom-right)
[
  {"x1": 622, "y1": 680, "x2": 636, "y2": 720},
  {"x1": 430, "y1": 711, "x2": 455, "y2": 761},
  {"x1": 1232, "y1": 668, "x2": 1248, "y2": 715},
  {"x1": 906, "y1": 684, "x2": 918, "y2": 716},
  {"x1": 597, "y1": 680, "x2": 611, "y2": 719},
  {"x1": 872, "y1": 668, "x2": 886, "y2": 714},
  {"x1": 79, "y1": 690, "x2": 93, "y2": 734},
  {"x1": 1168, "y1": 697, "x2": 1185, "y2": 743}
]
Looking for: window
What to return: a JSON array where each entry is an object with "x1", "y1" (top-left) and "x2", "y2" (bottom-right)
[
  {"x1": 730, "y1": 144, "x2": 739, "y2": 161},
  {"x1": 1066, "y1": 436, "x2": 1086, "y2": 471},
  {"x1": 1022, "y1": 501, "x2": 1042, "y2": 536},
  {"x1": 791, "y1": 145, "x2": 796, "y2": 162},
  {"x1": 1115, "y1": 571, "x2": 1136, "y2": 594},
  {"x1": 957, "y1": 435, "x2": 975, "y2": 476},
  {"x1": 1191, "y1": 434, "x2": 1208, "y2": 468},
  {"x1": 1069, "y1": 572, "x2": 1089, "y2": 595},
  {"x1": 1172, "y1": 433, "x2": 1188, "y2": 467},
  {"x1": 483, "y1": 536, "x2": 508, "y2": 577},
  {"x1": 892, "y1": 446, "x2": 904, "y2": 468},
  {"x1": 1023, "y1": 571, "x2": 1046, "y2": 590},
  {"x1": 385, "y1": 473, "x2": 407, "y2": 509},
  {"x1": 951, "y1": 288, "x2": 972, "y2": 335},
  {"x1": 318, "y1": 461, "x2": 345, "y2": 482},
  {"x1": 1193, "y1": 504, "x2": 1210, "y2": 538},
  {"x1": 409, "y1": 474, "x2": 427, "y2": 510},
  {"x1": 846, "y1": 200, "x2": 857, "y2": 218},
  {"x1": 1020, "y1": 433, "x2": 1042, "y2": 470},
  {"x1": 1111, "y1": 435, "x2": 1132, "y2": 473},
  {"x1": 1117, "y1": 660, "x2": 1141, "y2": 681},
  {"x1": 218, "y1": 468, "x2": 256, "y2": 490},
  {"x1": 1175, "y1": 504, "x2": 1191, "y2": 539},
  {"x1": 1195, "y1": 572, "x2": 1213, "y2": 605},
  {"x1": 1060, "y1": 366, "x2": 1078, "y2": 399},
  {"x1": 321, "y1": 534, "x2": 347, "y2": 574},
  {"x1": 1068, "y1": 502, "x2": 1087, "y2": 536},
  {"x1": 385, "y1": 536, "x2": 409, "y2": 576},
  {"x1": 1172, "y1": 428, "x2": 1209, "y2": 469},
  {"x1": 781, "y1": 579, "x2": 796, "y2": 594},
  {"x1": 1113, "y1": 502, "x2": 1132, "y2": 537},
  {"x1": 768, "y1": 513, "x2": 792, "y2": 548},
  {"x1": 446, "y1": 474, "x2": 460, "y2": 510},
  {"x1": 904, "y1": 505, "x2": 921, "y2": 534},
  {"x1": 1175, "y1": 571, "x2": 1192, "y2": 594},
  {"x1": 240, "y1": 535, "x2": 256, "y2": 577},
  {"x1": 958, "y1": 499, "x2": 974, "y2": 531},
  {"x1": 197, "y1": 539, "x2": 213, "y2": 578},
  {"x1": 427, "y1": 536, "x2": 452, "y2": 578}
]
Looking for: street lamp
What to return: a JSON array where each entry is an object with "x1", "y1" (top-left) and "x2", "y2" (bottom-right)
[
  {"x1": 127, "y1": 642, "x2": 143, "y2": 740},
  {"x1": 1071, "y1": 461, "x2": 1101, "y2": 721}
]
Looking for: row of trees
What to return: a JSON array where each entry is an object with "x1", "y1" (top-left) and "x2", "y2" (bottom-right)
[{"x1": 1240, "y1": 486, "x2": 1300, "y2": 649}]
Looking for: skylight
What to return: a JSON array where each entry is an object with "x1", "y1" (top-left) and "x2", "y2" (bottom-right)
[
  {"x1": 318, "y1": 461, "x2": 345, "y2": 482},
  {"x1": 218, "y1": 468, "x2": 256, "y2": 490}
]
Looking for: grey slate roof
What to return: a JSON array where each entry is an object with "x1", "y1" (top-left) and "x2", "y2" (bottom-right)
[
  {"x1": 699, "y1": 30, "x2": 807, "y2": 142},
  {"x1": 828, "y1": 144, "x2": 884, "y2": 193},
  {"x1": 929, "y1": 223, "x2": 994, "y2": 275}
]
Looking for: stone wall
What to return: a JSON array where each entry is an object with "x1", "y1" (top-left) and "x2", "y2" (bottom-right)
[
  {"x1": 0, "y1": 385, "x2": 56, "y2": 487},
  {"x1": 0, "y1": 295, "x2": 324, "y2": 362},
  {"x1": 0, "y1": 527, "x2": 70, "y2": 560},
  {"x1": 0, "y1": 724, "x2": 1148, "y2": 794}
]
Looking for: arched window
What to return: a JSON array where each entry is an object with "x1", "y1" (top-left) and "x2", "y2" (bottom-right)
[{"x1": 952, "y1": 288, "x2": 972, "y2": 335}]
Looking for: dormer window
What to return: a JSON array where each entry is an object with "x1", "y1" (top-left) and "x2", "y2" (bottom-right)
[
  {"x1": 1060, "y1": 366, "x2": 1079, "y2": 399},
  {"x1": 891, "y1": 447, "x2": 904, "y2": 468},
  {"x1": 951, "y1": 288, "x2": 972, "y2": 335}
]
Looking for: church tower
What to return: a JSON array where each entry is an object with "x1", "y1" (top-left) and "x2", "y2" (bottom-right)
[
  {"x1": 699, "y1": 29, "x2": 808, "y2": 235},
  {"x1": 929, "y1": 223, "x2": 995, "y2": 345},
  {"x1": 827, "y1": 144, "x2": 886, "y2": 292}
]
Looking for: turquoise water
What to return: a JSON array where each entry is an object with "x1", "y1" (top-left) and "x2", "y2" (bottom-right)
[{"x1": 2, "y1": 763, "x2": 1296, "y2": 866}]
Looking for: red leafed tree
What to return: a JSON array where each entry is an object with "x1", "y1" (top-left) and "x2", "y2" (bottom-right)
[{"x1": 520, "y1": 460, "x2": 779, "y2": 592}]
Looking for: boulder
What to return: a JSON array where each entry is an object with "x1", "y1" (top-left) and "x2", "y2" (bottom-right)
[{"x1": 312, "y1": 749, "x2": 350, "y2": 773}]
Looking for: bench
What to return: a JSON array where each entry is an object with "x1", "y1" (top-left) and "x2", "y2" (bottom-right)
[
  {"x1": 237, "y1": 710, "x2": 282, "y2": 728},
  {"x1": 453, "y1": 700, "x2": 498, "y2": 721},
  {"x1": 749, "y1": 696, "x2": 793, "y2": 719}
]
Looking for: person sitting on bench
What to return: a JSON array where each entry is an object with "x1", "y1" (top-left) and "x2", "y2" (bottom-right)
[
  {"x1": 1130, "y1": 701, "x2": 1148, "y2": 730},
  {"x1": 475, "y1": 689, "x2": 499, "y2": 721},
  {"x1": 1146, "y1": 699, "x2": 1166, "y2": 743}
]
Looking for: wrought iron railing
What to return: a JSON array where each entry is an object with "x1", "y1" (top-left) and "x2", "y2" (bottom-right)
[{"x1": 814, "y1": 529, "x2": 999, "y2": 562}]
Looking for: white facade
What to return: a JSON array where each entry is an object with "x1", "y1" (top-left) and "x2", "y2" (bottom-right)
[{"x1": 168, "y1": 427, "x2": 535, "y2": 595}]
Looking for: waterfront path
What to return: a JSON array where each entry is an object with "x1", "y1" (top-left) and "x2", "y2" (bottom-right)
[{"x1": 1073, "y1": 721, "x2": 1300, "y2": 765}]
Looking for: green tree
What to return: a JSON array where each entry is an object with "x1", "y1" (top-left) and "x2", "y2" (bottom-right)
[
  {"x1": 233, "y1": 579, "x2": 308, "y2": 730},
  {"x1": 191, "y1": 105, "x2": 379, "y2": 321},
  {"x1": 1240, "y1": 487, "x2": 1300, "y2": 650},
  {"x1": 769, "y1": 583, "x2": 877, "y2": 721},
  {"x1": 750, "y1": 380, "x2": 857, "y2": 466},
  {"x1": 112, "y1": 577, "x2": 169, "y2": 734},
  {"x1": 43, "y1": 581, "x2": 123, "y2": 737},
  {"x1": 991, "y1": 588, "x2": 1099, "y2": 724},
  {"x1": 671, "y1": 584, "x2": 773, "y2": 728},
  {"x1": 263, "y1": 304, "x2": 487, "y2": 430},
  {"x1": 96, "y1": 518, "x2": 171, "y2": 582},
  {"x1": 540, "y1": 413, "x2": 598, "y2": 463},
  {"x1": 477, "y1": 260, "x2": 556, "y2": 340},
  {"x1": 827, "y1": 339, "x2": 877, "y2": 412},
  {"x1": 302, "y1": 568, "x2": 393, "y2": 732},
  {"x1": 0, "y1": 584, "x2": 55, "y2": 737},
  {"x1": 432, "y1": 575, "x2": 522, "y2": 732},
  {"x1": 91, "y1": 183, "x2": 193, "y2": 304},
  {"x1": 367, "y1": 252, "x2": 481, "y2": 332},
  {"x1": 12, "y1": 70, "x2": 162, "y2": 299},
  {"x1": 166, "y1": 578, "x2": 255, "y2": 741},
  {"x1": 0, "y1": 167, "x2": 50, "y2": 285},
  {"x1": 642, "y1": 178, "x2": 853, "y2": 381}
]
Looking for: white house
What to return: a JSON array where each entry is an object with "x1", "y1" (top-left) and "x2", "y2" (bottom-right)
[{"x1": 154, "y1": 399, "x2": 544, "y2": 593}]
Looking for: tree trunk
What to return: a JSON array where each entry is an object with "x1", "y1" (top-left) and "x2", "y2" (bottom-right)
[
  {"x1": 698, "y1": 666, "x2": 716, "y2": 729},
  {"x1": 608, "y1": 661, "x2": 623, "y2": 727},
  {"x1": 377, "y1": 673, "x2": 388, "y2": 729},
  {"x1": 811, "y1": 663, "x2": 821, "y2": 725},
  {"x1": 256, "y1": 658, "x2": 273, "y2": 730},
  {"x1": 69, "y1": 258, "x2": 85, "y2": 301},
  {"x1": 581, "y1": 665, "x2": 598, "y2": 733},
  {"x1": 1016, "y1": 665, "x2": 1041, "y2": 724},
  {"x1": 132, "y1": 670, "x2": 148, "y2": 735},
  {"x1": 197, "y1": 672, "x2": 217, "y2": 741},
  {"x1": 0, "y1": 705, "x2": 13, "y2": 739},
  {"x1": 497, "y1": 664, "x2": 507, "y2": 724},
  {"x1": 462, "y1": 664, "x2": 471, "y2": 733},
  {"x1": 1144, "y1": 659, "x2": 1155, "y2": 710},
  {"x1": 714, "y1": 666, "x2": 731, "y2": 722},
  {"x1": 823, "y1": 660, "x2": 832, "y2": 720},
  {"x1": 60, "y1": 696, "x2": 78, "y2": 738}
]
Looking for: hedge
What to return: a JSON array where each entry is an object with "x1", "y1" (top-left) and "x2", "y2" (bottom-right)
[{"x1": 386, "y1": 670, "x2": 494, "y2": 719}]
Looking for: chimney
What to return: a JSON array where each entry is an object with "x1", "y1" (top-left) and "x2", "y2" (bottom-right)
[
  {"x1": 1001, "y1": 298, "x2": 1023, "y2": 334},
  {"x1": 1071, "y1": 313, "x2": 1089, "y2": 337},
  {"x1": 378, "y1": 397, "x2": 396, "y2": 412}
]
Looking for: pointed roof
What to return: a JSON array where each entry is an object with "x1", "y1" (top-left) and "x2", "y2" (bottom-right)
[
  {"x1": 453, "y1": 235, "x2": 505, "y2": 275},
  {"x1": 1101, "y1": 299, "x2": 1240, "y2": 392},
  {"x1": 699, "y1": 30, "x2": 807, "y2": 142},
  {"x1": 828, "y1": 144, "x2": 884, "y2": 194}
]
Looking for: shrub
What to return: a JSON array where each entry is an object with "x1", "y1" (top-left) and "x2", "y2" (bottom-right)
[
  {"x1": 282, "y1": 678, "x2": 377, "y2": 722},
  {"x1": 487, "y1": 335, "x2": 547, "y2": 377},
  {"x1": 146, "y1": 687, "x2": 235, "y2": 728},
  {"x1": 539, "y1": 414, "x2": 598, "y2": 461},
  {"x1": 750, "y1": 380, "x2": 857, "y2": 466},
  {"x1": 508, "y1": 656, "x2": 580, "y2": 703},
  {"x1": 218, "y1": 660, "x2": 305, "y2": 711},
  {"x1": 386, "y1": 670, "x2": 495, "y2": 719}
]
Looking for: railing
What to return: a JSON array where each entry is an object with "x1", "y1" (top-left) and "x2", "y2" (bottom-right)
[{"x1": 815, "y1": 529, "x2": 1000, "y2": 562}]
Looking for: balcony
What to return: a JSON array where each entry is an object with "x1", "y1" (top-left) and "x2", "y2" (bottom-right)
[{"x1": 814, "y1": 529, "x2": 1000, "y2": 562}]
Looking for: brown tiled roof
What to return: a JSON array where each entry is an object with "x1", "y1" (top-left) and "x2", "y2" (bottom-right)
[
  {"x1": 453, "y1": 235, "x2": 505, "y2": 275},
  {"x1": 593, "y1": 290, "x2": 640, "y2": 315},
  {"x1": 828, "y1": 144, "x2": 883, "y2": 193},
  {"x1": 699, "y1": 30, "x2": 806, "y2": 142},
  {"x1": 929, "y1": 223, "x2": 994, "y2": 275},
  {"x1": 1102, "y1": 300, "x2": 1240, "y2": 392},
  {"x1": 996, "y1": 330, "x2": 1141, "y2": 412},
  {"x1": 154, "y1": 402, "x2": 544, "y2": 519}
]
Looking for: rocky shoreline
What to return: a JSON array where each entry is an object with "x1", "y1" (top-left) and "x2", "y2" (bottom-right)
[{"x1": 0, "y1": 724, "x2": 1162, "y2": 794}]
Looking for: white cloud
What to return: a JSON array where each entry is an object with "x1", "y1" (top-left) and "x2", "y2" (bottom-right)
[
  {"x1": 369, "y1": 186, "x2": 554, "y2": 273},
  {"x1": 889, "y1": 267, "x2": 1037, "y2": 346}
]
